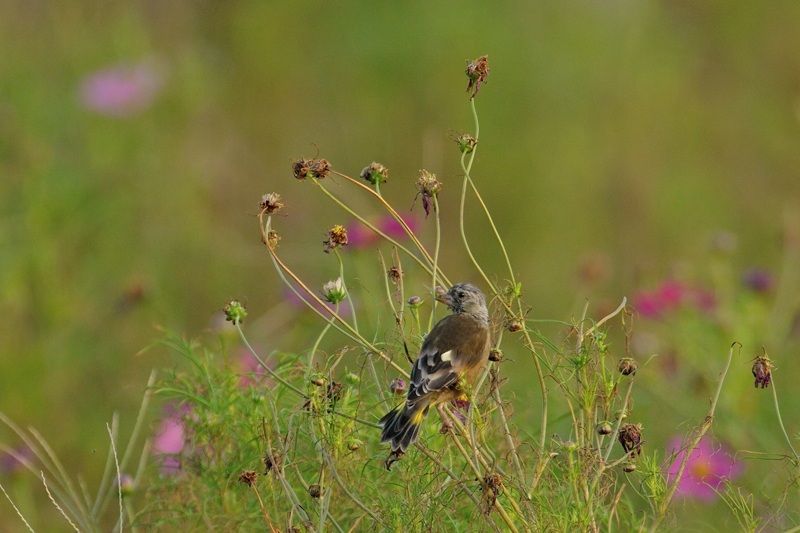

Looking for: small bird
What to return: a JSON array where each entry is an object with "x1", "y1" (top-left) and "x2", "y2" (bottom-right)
[{"x1": 380, "y1": 282, "x2": 491, "y2": 454}]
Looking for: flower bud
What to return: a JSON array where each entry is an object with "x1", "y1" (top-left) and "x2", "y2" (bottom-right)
[
  {"x1": 617, "y1": 357, "x2": 638, "y2": 376},
  {"x1": 322, "y1": 278, "x2": 347, "y2": 304},
  {"x1": 622, "y1": 463, "x2": 637, "y2": 473},
  {"x1": 345, "y1": 372, "x2": 360, "y2": 386},
  {"x1": 265, "y1": 230, "x2": 280, "y2": 249},
  {"x1": 116, "y1": 474, "x2": 135, "y2": 498},
  {"x1": 390, "y1": 378, "x2": 407, "y2": 396},
  {"x1": 310, "y1": 377, "x2": 326, "y2": 387},
  {"x1": 360, "y1": 162, "x2": 388, "y2": 185},
  {"x1": 488, "y1": 348, "x2": 503, "y2": 362},
  {"x1": 455, "y1": 133, "x2": 477, "y2": 154},
  {"x1": 596, "y1": 422, "x2": 613, "y2": 436},
  {"x1": 508, "y1": 321, "x2": 523, "y2": 333},
  {"x1": 223, "y1": 300, "x2": 247, "y2": 325},
  {"x1": 562, "y1": 440, "x2": 578, "y2": 452},
  {"x1": 407, "y1": 296, "x2": 422, "y2": 307}
]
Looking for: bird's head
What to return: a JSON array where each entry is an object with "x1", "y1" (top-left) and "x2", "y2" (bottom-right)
[{"x1": 436, "y1": 283, "x2": 488, "y2": 322}]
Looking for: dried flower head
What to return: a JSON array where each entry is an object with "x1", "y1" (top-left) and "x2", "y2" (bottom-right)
[
  {"x1": 507, "y1": 321, "x2": 523, "y2": 333},
  {"x1": 752, "y1": 349, "x2": 773, "y2": 389},
  {"x1": 360, "y1": 162, "x2": 388, "y2": 185},
  {"x1": 390, "y1": 378, "x2": 407, "y2": 395},
  {"x1": 264, "y1": 451, "x2": 282, "y2": 475},
  {"x1": 414, "y1": 170, "x2": 442, "y2": 218},
  {"x1": 308, "y1": 484, "x2": 322, "y2": 498},
  {"x1": 618, "y1": 357, "x2": 638, "y2": 376},
  {"x1": 465, "y1": 55, "x2": 490, "y2": 98},
  {"x1": 324, "y1": 225, "x2": 349, "y2": 254},
  {"x1": 481, "y1": 473, "x2": 503, "y2": 515},
  {"x1": 292, "y1": 157, "x2": 313, "y2": 181},
  {"x1": 311, "y1": 158, "x2": 331, "y2": 179},
  {"x1": 488, "y1": 348, "x2": 503, "y2": 362},
  {"x1": 454, "y1": 133, "x2": 478, "y2": 154},
  {"x1": 293, "y1": 156, "x2": 331, "y2": 181},
  {"x1": 387, "y1": 266, "x2": 403, "y2": 284},
  {"x1": 259, "y1": 192, "x2": 284, "y2": 214},
  {"x1": 238, "y1": 470, "x2": 258, "y2": 487},
  {"x1": 618, "y1": 423, "x2": 643, "y2": 456},
  {"x1": 223, "y1": 300, "x2": 247, "y2": 325}
]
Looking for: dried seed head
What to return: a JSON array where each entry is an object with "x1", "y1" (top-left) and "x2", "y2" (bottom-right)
[
  {"x1": 488, "y1": 348, "x2": 503, "y2": 362},
  {"x1": 508, "y1": 321, "x2": 523, "y2": 333},
  {"x1": 360, "y1": 162, "x2": 388, "y2": 185},
  {"x1": 455, "y1": 133, "x2": 478, "y2": 154},
  {"x1": 311, "y1": 158, "x2": 331, "y2": 179},
  {"x1": 324, "y1": 225, "x2": 349, "y2": 253},
  {"x1": 223, "y1": 300, "x2": 247, "y2": 325},
  {"x1": 414, "y1": 170, "x2": 442, "y2": 218},
  {"x1": 238, "y1": 470, "x2": 258, "y2": 487},
  {"x1": 390, "y1": 378, "x2": 407, "y2": 396},
  {"x1": 322, "y1": 277, "x2": 346, "y2": 304},
  {"x1": 387, "y1": 266, "x2": 403, "y2": 284},
  {"x1": 618, "y1": 423, "x2": 643, "y2": 456},
  {"x1": 623, "y1": 463, "x2": 637, "y2": 473},
  {"x1": 264, "y1": 452, "x2": 283, "y2": 475},
  {"x1": 308, "y1": 484, "x2": 322, "y2": 499},
  {"x1": 292, "y1": 157, "x2": 313, "y2": 181},
  {"x1": 596, "y1": 422, "x2": 613, "y2": 436},
  {"x1": 259, "y1": 192, "x2": 284, "y2": 214},
  {"x1": 465, "y1": 55, "x2": 490, "y2": 98},
  {"x1": 752, "y1": 350, "x2": 773, "y2": 389},
  {"x1": 481, "y1": 473, "x2": 503, "y2": 515},
  {"x1": 618, "y1": 357, "x2": 638, "y2": 376}
]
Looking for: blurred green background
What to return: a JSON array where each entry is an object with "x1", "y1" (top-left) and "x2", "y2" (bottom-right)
[{"x1": 2, "y1": 0, "x2": 800, "y2": 529}]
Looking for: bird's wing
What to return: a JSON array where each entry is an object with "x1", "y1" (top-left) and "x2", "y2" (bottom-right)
[{"x1": 406, "y1": 314, "x2": 489, "y2": 408}]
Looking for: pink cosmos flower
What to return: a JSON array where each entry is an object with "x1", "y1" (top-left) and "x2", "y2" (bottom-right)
[
  {"x1": 238, "y1": 348, "x2": 275, "y2": 388},
  {"x1": 665, "y1": 436, "x2": 742, "y2": 501},
  {"x1": 634, "y1": 280, "x2": 715, "y2": 319},
  {"x1": 152, "y1": 404, "x2": 186, "y2": 474},
  {"x1": 346, "y1": 215, "x2": 420, "y2": 248},
  {"x1": 80, "y1": 59, "x2": 165, "y2": 116}
]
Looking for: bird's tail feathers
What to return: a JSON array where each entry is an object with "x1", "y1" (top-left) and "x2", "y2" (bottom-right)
[{"x1": 379, "y1": 403, "x2": 429, "y2": 453}]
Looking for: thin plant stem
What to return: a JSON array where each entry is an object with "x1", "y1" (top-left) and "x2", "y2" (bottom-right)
[
  {"x1": 0, "y1": 480, "x2": 35, "y2": 533},
  {"x1": 260, "y1": 214, "x2": 409, "y2": 378},
  {"x1": 334, "y1": 248, "x2": 359, "y2": 333},
  {"x1": 770, "y1": 377, "x2": 799, "y2": 460},
  {"x1": 429, "y1": 194, "x2": 442, "y2": 331},
  {"x1": 312, "y1": 178, "x2": 437, "y2": 282},
  {"x1": 336, "y1": 172, "x2": 450, "y2": 287},
  {"x1": 652, "y1": 343, "x2": 737, "y2": 530}
]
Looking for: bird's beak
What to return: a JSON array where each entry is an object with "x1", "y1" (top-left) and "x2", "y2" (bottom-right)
[{"x1": 435, "y1": 291, "x2": 453, "y2": 306}]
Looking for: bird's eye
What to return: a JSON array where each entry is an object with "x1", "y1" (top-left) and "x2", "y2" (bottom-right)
[{"x1": 458, "y1": 291, "x2": 465, "y2": 298}]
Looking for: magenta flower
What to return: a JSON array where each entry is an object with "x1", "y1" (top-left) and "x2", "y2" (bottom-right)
[
  {"x1": 0, "y1": 446, "x2": 31, "y2": 476},
  {"x1": 238, "y1": 348, "x2": 274, "y2": 388},
  {"x1": 346, "y1": 215, "x2": 419, "y2": 248},
  {"x1": 80, "y1": 59, "x2": 165, "y2": 117},
  {"x1": 742, "y1": 268, "x2": 774, "y2": 293},
  {"x1": 152, "y1": 404, "x2": 186, "y2": 474},
  {"x1": 634, "y1": 280, "x2": 715, "y2": 319},
  {"x1": 665, "y1": 436, "x2": 742, "y2": 501}
]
